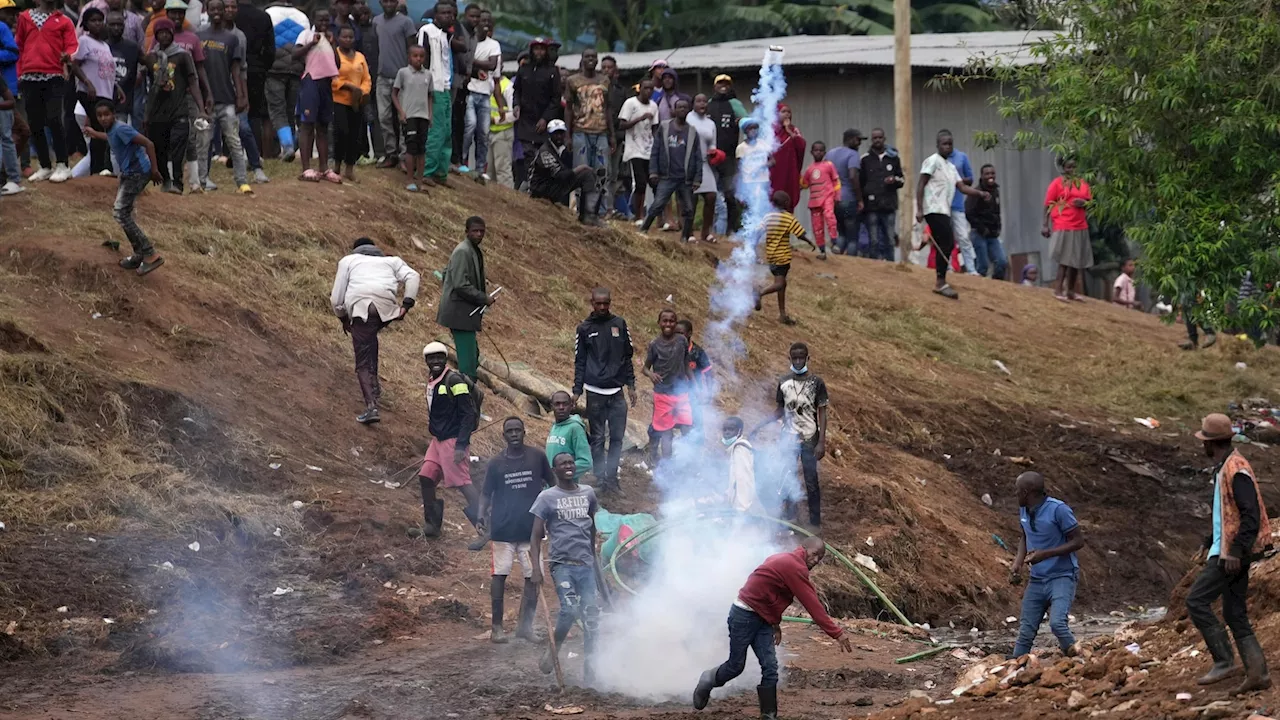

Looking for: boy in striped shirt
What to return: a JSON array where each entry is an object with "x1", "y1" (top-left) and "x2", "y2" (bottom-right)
[{"x1": 754, "y1": 190, "x2": 814, "y2": 326}]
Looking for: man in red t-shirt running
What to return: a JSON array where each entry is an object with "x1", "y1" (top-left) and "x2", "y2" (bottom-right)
[{"x1": 692, "y1": 536, "x2": 851, "y2": 719}]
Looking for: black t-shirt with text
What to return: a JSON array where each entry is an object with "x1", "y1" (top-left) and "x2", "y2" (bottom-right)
[
  {"x1": 483, "y1": 446, "x2": 554, "y2": 543},
  {"x1": 109, "y1": 38, "x2": 141, "y2": 115}
]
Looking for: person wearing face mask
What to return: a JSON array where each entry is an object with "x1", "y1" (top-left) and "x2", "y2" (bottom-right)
[
  {"x1": 720, "y1": 416, "x2": 762, "y2": 514},
  {"x1": 752, "y1": 342, "x2": 828, "y2": 528},
  {"x1": 692, "y1": 536, "x2": 851, "y2": 719}
]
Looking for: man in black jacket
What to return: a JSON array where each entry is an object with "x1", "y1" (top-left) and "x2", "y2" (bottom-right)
[
  {"x1": 964, "y1": 163, "x2": 1007, "y2": 280},
  {"x1": 639, "y1": 97, "x2": 701, "y2": 240},
  {"x1": 417, "y1": 341, "x2": 487, "y2": 549},
  {"x1": 571, "y1": 288, "x2": 636, "y2": 493},
  {"x1": 513, "y1": 37, "x2": 561, "y2": 154},
  {"x1": 707, "y1": 74, "x2": 748, "y2": 231},
  {"x1": 528, "y1": 119, "x2": 598, "y2": 224},
  {"x1": 859, "y1": 128, "x2": 904, "y2": 261}
]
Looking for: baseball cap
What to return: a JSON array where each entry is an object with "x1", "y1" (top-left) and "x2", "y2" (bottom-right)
[
  {"x1": 714, "y1": 74, "x2": 732, "y2": 85},
  {"x1": 650, "y1": 59, "x2": 668, "y2": 69},
  {"x1": 0, "y1": 0, "x2": 17, "y2": 11},
  {"x1": 1195, "y1": 413, "x2": 1235, "y2": 442},
  {"x1": 163, "y1": 0, "x2": 188, "y2": 9},
  {"x1": 547, "y1": 119, "x2": 567, "y2": 134},
  {"x1": 422, "y1": 342, "x2": 449, "y2": 359},
  {"x1": 529, "y1": 36, "x2": 549, "y2": 47}
]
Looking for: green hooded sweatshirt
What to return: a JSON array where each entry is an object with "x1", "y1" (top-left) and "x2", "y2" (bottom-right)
[{"x1": 546, "y1": 414, "x2": 592, "y2": 479}]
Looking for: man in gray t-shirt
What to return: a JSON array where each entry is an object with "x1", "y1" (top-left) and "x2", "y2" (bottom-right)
[
  {"x1": 531, "y1": 453, "x2": 602, "y2": 682},
  {"x1": 372, "y1": 0, "x2": 418, "y2": 164}
]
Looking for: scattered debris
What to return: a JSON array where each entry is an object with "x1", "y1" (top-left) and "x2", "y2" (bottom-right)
[
  {"x1": 292, "y1": 501, "x2": 304, "y2": 509},
  {"x1": 4, "y1": 621, "x2": 17, "y2": 635},
  {"x1": 544, "y1": 705, "x2": 585, "y2": 715},
  {"x1": 383, "y1": 481, "x2": 402, "y2": 489},
  {"x1": 993, "y1": 360, "x2": 1011, "y2": 375},
  {"x1": 981, "y1": 493, "x2": 993, "y2": 507},
  {"x1": 567, "y1": 652, "x2": 579, "y2": 659},
  {"x1": 1133, "y1": 417, "x2": 1160, "y2": 429},
  {"x1": 992, "y1": 534, "x2": 1009, "y2": 551},
  {"x1": 1006, "y1": 456, "x2": 1033, "y2": 465},
  {"x1": 268, "y1": 462, "x2": 282, "y2": 470},
  {"x1": 1176, "y1": 692, "x2": 1193, "y2": 702},
  {"x1": 56, "y1": 606, "x2": 68, "y2": 613},
  {"x1": 91, "y1": 312, "x2": 102, "y2": 320},
  {"x1": 664, "y1": 294, "x2": 673, "y2": 303},
  {"x1": 182, "y1": 417, "x2": 195, "y2": 423},
  {"x1": 853, "y1": 553, "x2": 880, "y2": 573},
  {"x1": 273, "y1": 528, "x2": 282, "y2": 537},
  {"x1": 1124, "y1": 642, "x2": 1141, "y2": 654},
  {"x1": 271, "y1": 587, "x2": 294, "y2": 597},
  {"x1": 87, "y1": 537, "x2": 96, "y2": 543},
  {"x1": 0, "y1": 521, "x2": 6, "y2": 531},
  {"x1": 187, "y1": 541, "x2": 200, "y2": 552},
  {"x1": 1005, "y1": 616, "x2": 1017, "y2": 624},
  {"x1": 161, "y1": 561, "x2": 174, "y2": 570},
  {"x1": 102, "y1": 618, "x2": 115, "y2": 624},
  {"x1": 865, "y1": 536, "x2": 874, "y2": 547},
  {"x1": 469, "y1": 456, "x2": 480, "y2": 463},
  {"x1": 305, "y1": 465, "x2": 323, "y2": 472},
  {"x1": 1236, "y1": 362, "x2": 1248, "y2": 371}
]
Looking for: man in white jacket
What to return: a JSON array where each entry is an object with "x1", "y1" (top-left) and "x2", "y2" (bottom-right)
[
  {"x1": 722, "y1": 416, "x2": 763, "y2": 514},
  {"x1": 330, "y1": 237, "x2": 421, "y2": 424}
]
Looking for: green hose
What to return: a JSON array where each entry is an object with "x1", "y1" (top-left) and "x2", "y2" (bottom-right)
[{"x1": 604, "y1": 509, "x2": 914, "y2": 627}]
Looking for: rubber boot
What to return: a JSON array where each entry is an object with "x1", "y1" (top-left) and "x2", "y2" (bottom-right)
[
  {"x1": 692, "y1": 669, "x2": 714, "y2": 710},
  {"x1": 1197, "y1": 625, "x2": 1240, "y2": 685},
  {"x1": 515, "y1": 581, "x2": 541, "y2": 641},
  {"x1": 1234, "y1": 634, "x2": 1272, "y2": 693},
  {"x1": 462, "y1": 503, "x2": 490, "y2": 551},
  {"x1": 757, "y1": 684, "x2": 778, "y2": 720}
]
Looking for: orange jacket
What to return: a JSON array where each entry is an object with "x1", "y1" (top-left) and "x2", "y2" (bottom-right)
[{"x1": 331, "y1": 49, "x2": 371, "y2": 107}]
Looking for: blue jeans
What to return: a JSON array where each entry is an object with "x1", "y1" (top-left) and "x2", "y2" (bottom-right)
[
  {"x1": 0, "y1": 109, "x2": 18, "y2": 181},
  {"x1": 461, "y1": 90, "x2": 490, "y2": 172},
  {"x1": 970, "y1": 231, "x2": 1008, "y2": 280},
  {"x1": 864, "y1": 210, "x2": 897, "y2": 261},
  {"x1": 712, "y1": 605, "x2": 779, "y2": 689},
  {"x1": 573, "y1": 132, "x2": 609, "y2": 218},
  {"x1": 1012, "y1": 573, "x2": 1077, "y2": 657},
  {"x1": 551, "y1": 563, "x2": 599, "y2": 675}
]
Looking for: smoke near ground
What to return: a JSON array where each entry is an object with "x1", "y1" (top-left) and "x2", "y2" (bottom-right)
[{"x1": 593, "y1": 49, "x2": 799, "y2": 701}]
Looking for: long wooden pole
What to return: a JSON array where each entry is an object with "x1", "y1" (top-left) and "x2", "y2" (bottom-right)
[{"x1": 894, "y1": 0, "x2": 914, "y2": 264}]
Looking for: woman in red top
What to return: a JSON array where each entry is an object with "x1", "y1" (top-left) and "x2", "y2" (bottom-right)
[
  {"x1": 769, "y1": 103, "x2": 804, "y2": 212},
  {"x1": 1041, "y1": 157, "x2": 1093, "y2": 302}
]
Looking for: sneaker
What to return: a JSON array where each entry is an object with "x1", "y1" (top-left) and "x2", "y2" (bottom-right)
[
  {"x1": 136, "y1": 256, "x2": 165, "y2": 275},
  {"x1": 0, "y1": 181, "x2": 24, "y2": 196},
  {"x1": 202, "y1": 178, "x2": 218, "y2": 191},
  {"x1": 253, "y1": 168, "x2": 270, "y2": 183},
  {"x1": 238, "y1": 184, "x2": 253, "y2": 194},
  {"x1": 118, "y1": 255, "x2": 143, "y2": 270},
  {"x1": 97, "y1": 169, "x2": 114, "y2": 177},
  {"x1": 457, "y1": 164, "x2": 471, "y2": 174},
  {"x1": 634, "y1": 219, "x2": 644, "y2": 228},
  {"x1": 356, "y1": 407, "x2": 380, "y2": 424},
  {"x1": 50, "y1": 164, "x2": 72, "y2": 183},
  {"x1": 28, "y1": 167, "x2": 52, "y2": 182},
  {"x1": 1202, "y1": 332, "x2": 1218, "y2": 349},
  {"x1": 162, "y1": 181, "x2": 182, "y2": 195}
]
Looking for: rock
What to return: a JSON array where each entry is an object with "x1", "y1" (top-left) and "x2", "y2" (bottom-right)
[
  {"x1": 1111, "y1": 699, "x2": 1138, "y2": 713},
  {"x1": 853, "y1": 696, "x2": 874, "y2": 707},
  {"x1": 1010, "y1": 667, "x2": 1042, "y2": 686},
  {"x1": 908, "y1": 690, "x2": 931, "y2": 700},
  {"x1": 1085, "y1": 679, "x2": 1114, "y2": 697},
  {"x1": 968, "y1": 677, "x2": 1002, "y2": 697},
  {"x1": 1246, "y1": 714, "x2": 1276, "y2": 720},
  {"x1": 1068, "y1": 690, "x2": 1088, "y2": 709},
  {"x1": 1039, "y1": 668, "x2": 1068, "y2": 688}
]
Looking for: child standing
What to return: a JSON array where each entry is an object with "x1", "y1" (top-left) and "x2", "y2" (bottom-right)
[
  {"x1": 643, "y1": 308, "x2": 691, "y2": 464},
  {"x1": 85, "y1": 98, "x2": 164, "y2": 274},
  {"x1": 754, "y1": 190, "x2": 815, "y2": 326},
  {"x1": 675, "y1": 318, "x2": 712, "y2": 439},
  {"x1": 292, "y1": 8, "x2": 339, "y2": 183},
  {"x1": 1112, "y1": 258, "x2": 1137, "y2": 309},
  {"x1": 391, "y1": 44, "x2": 431, "y2": 192},
  {"x1": 330, "y1": 25, "x2": 369, "y2": 182},
  {"x1": 800, "y1": 140, "x2": 839, "y2": 260}
]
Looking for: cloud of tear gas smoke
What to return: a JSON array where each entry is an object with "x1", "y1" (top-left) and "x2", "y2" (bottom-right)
[{"x1": 592, "y1": 48, "x2": 806, "y2": 701}]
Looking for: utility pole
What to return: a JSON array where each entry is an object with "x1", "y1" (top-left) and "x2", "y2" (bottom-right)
[{"x1": 894, "y1": 0, "x2": 913, "y2": 264}]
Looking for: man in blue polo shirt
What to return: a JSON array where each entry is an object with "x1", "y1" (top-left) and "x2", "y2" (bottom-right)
[
  {"x1": 1009, "y1": 471, "x2": 1085, "y2": 658},
  {"x1": 942, "y1": 129, "x2": 977, "y2": 274}
]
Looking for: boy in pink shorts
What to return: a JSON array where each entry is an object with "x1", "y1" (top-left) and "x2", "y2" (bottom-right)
[
  {"x1": 643, "y1": 308, "x2": 692, "y2": 464},
  {"x1": 418, "y1": 341, "x2": 486, "y2": 549}
]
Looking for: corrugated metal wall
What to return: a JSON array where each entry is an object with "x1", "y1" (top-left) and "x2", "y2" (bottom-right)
[{"x1": 684, "y1": 67, "x2": 1060, "y2": 277}]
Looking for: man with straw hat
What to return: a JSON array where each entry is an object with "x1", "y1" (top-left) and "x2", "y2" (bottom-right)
[{"x1": 1186, "y1": 412, "x2": 1273, "y2": 693}]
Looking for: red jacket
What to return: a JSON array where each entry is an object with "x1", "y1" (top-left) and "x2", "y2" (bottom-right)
[
  {"x1": 737, "y1": 547, "x2": 843, "y2": 639},
  {"x1": 16, "y1": 10, "x2": 79, "y2": 78}
]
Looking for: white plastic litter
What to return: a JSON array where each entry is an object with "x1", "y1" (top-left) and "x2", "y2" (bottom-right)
[
  {"x1": 292, "y1": 501, "x2": 304, "y2": 509},
  {"x1": 469, "y1": 456, "x2": 480, "y2": 463},
  {"x1": 272, "y1": 587, "x2": 294, "y2": 596},
  {"x1": 305, "y1": 465, "x2": 323, "y2": 472},
  {"x1": 865, "y1": 537, "x2": 874, "y2": 547},
  {"x1": 87, "y1": 537, "x2": 96, "y2": 543},
  {"x1": 0, "y1": 522, "x2": 6, "y2": 531},
  {"x1": 268, "y1": 462, "x2": 282, "y2": 470},
  {"x1": 103, "y1": 618, "x2": 115, "y2": 624},
  {"x1": 1125, "y1": 642, "x2": 1141, "y2": 655},
  {"x1": 161, "y1": 561, "x2": 174, "y2": 570},
  {"x1": 273, "y1": 528, "x2": 282, "y2": 537},
  {"x1": 57, "y1": 606, "x2": 68, "y2": 613},
  {"x1": 1005, "y1": 616, "x2": 1017, "y2": 623},
  {"x1": 981, "y1": 493, "x2": 993, "y2": 507},
  {"x1": 1176, "y1": 693, "x2": 1192, "y2": 702},
  {"x1": 993, "y1": 360, "x2": 1011, "y2": 375},
  {"x1": 384, "y1": 481, "x2": 402, "y2": 489},
  {"x1": 91, "y1": 312, "x2": 103, "y2": 320},
  {"x1": 664, "y1": 294, "x2": 673, "y2": 303},
  {"x1": 182, "y1": 417, "x2": 195, "y2": 423},
  {"x1": 187, "y1": 541, "x2": 200, "y2": 552},
  {"x1": 1134, "y1": 417, "x2": 1160, "y2": 429},
  {"x1": 1237, "y1": 362, "x2": 1248, "y2": 371},
  {"x1": 853, "y1": 553, "x2": 879, "y2": 573}
]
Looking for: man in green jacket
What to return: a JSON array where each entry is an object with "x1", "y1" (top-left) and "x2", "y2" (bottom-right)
[
  {"x1": 546, "y1": 390, "x2": 592, "y2": 480},
  {"x1": 437, "y1": 216, "x2": 494, "y2": 379}
]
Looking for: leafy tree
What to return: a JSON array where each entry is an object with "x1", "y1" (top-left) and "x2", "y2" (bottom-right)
[{"x1": 948, "y1": 0, "x2": 1280, "y2": 339}]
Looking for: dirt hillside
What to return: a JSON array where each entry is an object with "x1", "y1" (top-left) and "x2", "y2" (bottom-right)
[{"x1": 2, "y1": 163, "x2": 1279, "y2": 719}]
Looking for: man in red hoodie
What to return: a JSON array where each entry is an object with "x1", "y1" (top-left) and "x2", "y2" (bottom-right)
[
  {"x1": 693, "y1": 537, "x2": 852, "y2": 719},
  {"x1": 15, "y1": 0, "x2": 78, "y2": 182}
]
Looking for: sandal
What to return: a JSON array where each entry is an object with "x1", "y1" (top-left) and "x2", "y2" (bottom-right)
[
  {"x1": 323, "y1": 169, "x2": 343, "y2": 184},
  {"x1": 933, "y1": 284, "x2": 959, "y2": 300},
  {"x1": 1053, "y1": 293, "x2": 1070, "y2": 303},
  {"x1": 299, "y1": 169, "x2": 321, "y2": 182}
]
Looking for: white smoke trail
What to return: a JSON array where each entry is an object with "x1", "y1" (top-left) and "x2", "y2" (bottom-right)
[{"x1": 591, "y1": 49, "x2": 800, "y2": 701}]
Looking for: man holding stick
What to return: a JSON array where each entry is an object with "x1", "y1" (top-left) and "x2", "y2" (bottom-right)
[
  {"x1": 531, "y1": 452, "x2": 604, "y2": 685},
  {"x1": 437, "y1": 215, "x2": 493, "y2": 380}
]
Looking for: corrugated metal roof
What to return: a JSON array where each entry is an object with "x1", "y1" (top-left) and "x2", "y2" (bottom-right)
[{"x1": 557, "y1": 30, "x2": 1054, "y2": 73}]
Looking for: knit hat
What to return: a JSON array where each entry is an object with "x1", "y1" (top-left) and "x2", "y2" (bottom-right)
[
  {"x1": 152, "y1": 18, "x2": 176, "y2": 33},
  {"x1": 422, "y1": 342, "x2": 449, "y2": 359},
  {"x1": 352, "y1": 237, "x2": 375, "y2": 249}
]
